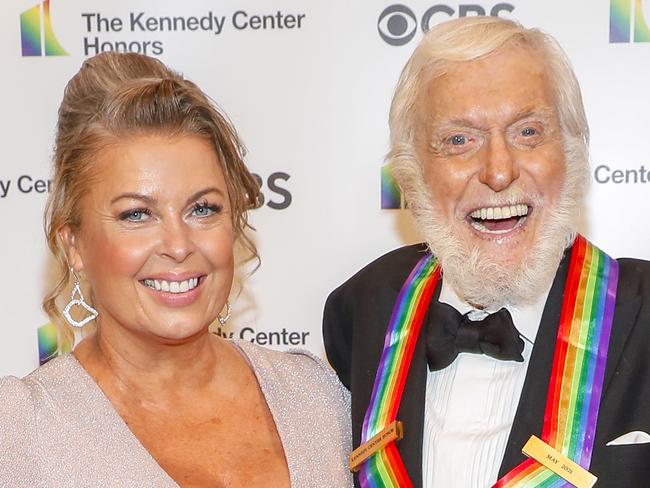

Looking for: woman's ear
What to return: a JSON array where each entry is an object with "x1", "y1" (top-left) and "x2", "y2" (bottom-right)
[{"x1": 59, "y1": 225, "x2": 84, "y2": 272}]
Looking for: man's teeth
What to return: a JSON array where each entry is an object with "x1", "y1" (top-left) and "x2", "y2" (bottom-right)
[
  {"x1": 143, "y1": 278, "x2": 200, "y2": 293},
  {"x1": 470, "y1": 204, "x2": 528, "y2": 220}
]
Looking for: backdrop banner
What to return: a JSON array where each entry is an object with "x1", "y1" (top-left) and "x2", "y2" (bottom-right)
[{"x1": 1, "y1": 0, "x2": 648, "y2": 376}]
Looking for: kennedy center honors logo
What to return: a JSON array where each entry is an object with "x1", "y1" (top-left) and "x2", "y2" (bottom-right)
[
  {"x1": 21, "y1": 0, "x2": 67, "y2": 56},
  {"x1": 610, "y1": 0, "x2": 650, "y2": 42}
]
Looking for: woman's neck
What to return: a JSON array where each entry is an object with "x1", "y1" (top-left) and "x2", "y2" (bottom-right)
[{"x1": 73, "y1": 323, "x2": 226, "y2": 403}]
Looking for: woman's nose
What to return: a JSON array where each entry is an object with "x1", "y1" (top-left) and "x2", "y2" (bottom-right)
[{"x1": 159, "y1": 219, "x2": 195, "y2": 262}]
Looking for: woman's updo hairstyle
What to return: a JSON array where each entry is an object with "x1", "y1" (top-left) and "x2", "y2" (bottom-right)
[{"x1": 44, "y1": 51, "x2": 260, "y2": 348}]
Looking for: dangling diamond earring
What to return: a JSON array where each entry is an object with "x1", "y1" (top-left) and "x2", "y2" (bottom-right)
[
  {"x1": 62, "y1": 268, "x2": 98, "y2": 328},
  {"x1": 217, "y1": 300, "x2": 231, "y2": 326}
]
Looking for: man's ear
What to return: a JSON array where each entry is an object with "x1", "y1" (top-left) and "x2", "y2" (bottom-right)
[{"x1": 59, "y1": 225, "x2": 84, "y2": 272}]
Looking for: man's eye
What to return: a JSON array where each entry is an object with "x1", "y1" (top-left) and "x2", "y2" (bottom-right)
[
  {"x1": 119, "y1": 208, "x2": 150, "y2": 222},
  {"x1": 439, "y1": 132, "x2": 481, "y2": 155},
  {"x1": 521, "y1": 127, "x2": 537, "y2": 137},
  {"x1": 449, "y1": 134, "x2": 467, "y2": 145}
]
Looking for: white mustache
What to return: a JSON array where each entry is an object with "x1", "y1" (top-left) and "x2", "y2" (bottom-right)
[{"x1": 464, "y1": 187, "x2": 543, "y2": 213}]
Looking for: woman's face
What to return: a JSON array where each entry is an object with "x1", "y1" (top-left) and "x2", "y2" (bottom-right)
[{"x1": 63, "y1": 134, "x2": 234, "y2": 343}]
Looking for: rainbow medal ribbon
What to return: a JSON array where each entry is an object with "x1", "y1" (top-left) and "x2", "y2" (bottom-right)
[
  {"x1": 355, "y1": 253, "x2": 441, "y2": 488},
  {"x1": 495, "y1": 235, "x2": 618, "y2": 487},
  {"x1": 353, "y1": 236, "x2": 618, "y2": 488}
]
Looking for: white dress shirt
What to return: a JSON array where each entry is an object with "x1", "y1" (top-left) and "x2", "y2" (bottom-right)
[{"x1": 422, "y1": 279, "x2": 550, "y2": 487}]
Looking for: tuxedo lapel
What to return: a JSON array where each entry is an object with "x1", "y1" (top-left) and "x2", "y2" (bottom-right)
[
  {"x1": 498, "y1": 251, "x2": 571, "y2": 476},
  {"x1": 601, "y1": 288, "x2": 642, "y2": 396}
]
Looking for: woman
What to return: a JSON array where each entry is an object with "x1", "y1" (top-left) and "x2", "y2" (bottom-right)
[{"x1": 0, "y1": 52, "x2": 351, "y2": 487}]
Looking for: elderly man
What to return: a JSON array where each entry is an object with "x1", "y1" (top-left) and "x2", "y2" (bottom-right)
[{"x1": 323, "y1": 16, "x2": 650, "y2": 488}]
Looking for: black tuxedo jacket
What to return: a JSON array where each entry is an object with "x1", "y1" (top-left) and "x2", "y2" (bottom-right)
[{"x1": 323, "y1": 243, "x2": 650, "y2": 487}]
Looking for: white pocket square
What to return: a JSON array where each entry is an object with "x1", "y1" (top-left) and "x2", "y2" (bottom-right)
[{"x1": 606, "y1": 431, "x2": 650, "y2": 446}]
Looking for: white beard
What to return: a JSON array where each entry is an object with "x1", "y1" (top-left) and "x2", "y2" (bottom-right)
[
  {"x1": 391, "y1": 140, "x2": 587, "y2": 309},
  {"x1": 422, "y1": 195, "x2": 572, "y2": 310}
]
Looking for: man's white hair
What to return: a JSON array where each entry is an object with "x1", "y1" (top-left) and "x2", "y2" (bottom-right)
[{"x1": 388, "y1": 17, "x2": 591, "y2": 308}]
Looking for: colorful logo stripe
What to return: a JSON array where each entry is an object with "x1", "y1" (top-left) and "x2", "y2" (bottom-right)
[
  {"x1": 381, "y1": 165, "x2": 403, "y2": 209},
  {"x1": 37, "y1": 322, "x2": 59, "y2": 365},
  {"x1": 610, "y1": 0, "x2": 650, "y2": 42},
  {"x1": 20, "y1": 0, "x2": 67, "y2": 57},
  {"x1": 634, "y1": 0, "x2": 650, "y2": 41},
  {"x1": 359, "y1": 254, "x2": 440, "y2": 487},
  {"x1": 20, "y1": 3, "x2": 42, "y2": 56},
  {"x1": 495, "y1": 236, "x2": 618, "y2": 486}
]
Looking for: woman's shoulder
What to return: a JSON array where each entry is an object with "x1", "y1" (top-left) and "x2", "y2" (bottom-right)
[
  {"x1": 0, "y1": 374, "x2": 40, "y2": 484},
  {"x1": 0, "y1": 373, "x2": 34, "y2": 417},
  {"x1": 0, "y1": 355, "x2": 72, "y2": 413},
  {"x1": 0, "y1": 355, "x2": 85, "y2": 431},
  {"x1": 0, "y1": 354, "x2": 77, "y2": 415},
  {"x1": 232, "y1": 339, "x2": 349, "y2": 398},
  {"x1": 14, "y1": 354, "x2": 81, "y2": 397}
]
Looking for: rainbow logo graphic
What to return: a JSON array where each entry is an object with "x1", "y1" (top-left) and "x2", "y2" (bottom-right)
[
  {"x1": 20, "y1": 0, "x2": 67, "y2": 56},
  {"x1": 37, "y1": 322, "x2": 69, "y2": 365},
  {"x1": 610, "y1": 0, "x2": 650, "y2": 42},
  {"x1": 381, "y1": 165, "x2": 404, "y2": 209}
]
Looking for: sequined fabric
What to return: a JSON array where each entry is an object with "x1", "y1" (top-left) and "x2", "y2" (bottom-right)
[
  {"x1": 0, "y1": 340, "x2": 352, "y2": 487},
  {"x1": 235, "y1": 340, "x2": 352, "y2": 487}
]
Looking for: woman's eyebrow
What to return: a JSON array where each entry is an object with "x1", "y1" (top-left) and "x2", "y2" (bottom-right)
[
  {"x1": 110, "y1": 192, "x2": 157, "y2": 206},
  {"x1": 109, "y1": 187, "x2": 224, "y2": 207},
  {"x1": 184, "y1": 187, "x2": 224, "y2": 206}
]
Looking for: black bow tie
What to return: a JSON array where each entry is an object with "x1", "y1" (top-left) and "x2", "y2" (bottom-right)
[{"x1": 425, "y1": 301, "x2": 525, "y2": 371}]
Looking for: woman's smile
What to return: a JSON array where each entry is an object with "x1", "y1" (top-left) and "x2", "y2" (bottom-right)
[{"x1": 140, "y1": 274, "x2": 207, "y2": 308}]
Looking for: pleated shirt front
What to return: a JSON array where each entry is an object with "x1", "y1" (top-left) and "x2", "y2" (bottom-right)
[{"x1": 422, "y1": 280, "x2": 549, "y2": 487}]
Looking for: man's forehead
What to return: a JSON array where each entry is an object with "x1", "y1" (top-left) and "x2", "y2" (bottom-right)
[
  {"x1": 421, "y1": 42, "x2": 546, "y2": 90},
  {"x1": 416, "y1": 45, "x2": 557, "y2": 127}
]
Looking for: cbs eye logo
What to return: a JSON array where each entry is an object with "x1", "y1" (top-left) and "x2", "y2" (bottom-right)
[
  {"x1": 378, "y1": 3, "x2": 515, "y2": 46},
  {"x1": 377, "y1": 5, "x2": 418, "y2": 46}
]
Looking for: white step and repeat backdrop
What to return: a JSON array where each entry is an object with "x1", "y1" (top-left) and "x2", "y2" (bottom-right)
[{"x1": 1, "y1": 0, "x2": 649, "y2": 377}]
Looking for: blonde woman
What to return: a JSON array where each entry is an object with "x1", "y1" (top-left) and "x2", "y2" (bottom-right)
[{"x1": 0, "y1": 52, "x2": 351, "y2": 488}]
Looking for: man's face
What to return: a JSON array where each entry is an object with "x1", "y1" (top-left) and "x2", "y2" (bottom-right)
[{"x1": 414, "y1": 43, "x2": 566, "y2": 271}]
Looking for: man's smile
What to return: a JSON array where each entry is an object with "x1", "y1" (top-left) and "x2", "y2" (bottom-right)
[{"x1": 466, "y1": 203, "x2": 530, "y2": 235}]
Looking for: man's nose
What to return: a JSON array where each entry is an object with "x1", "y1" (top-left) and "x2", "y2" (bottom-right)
[
  {"x1": 478, "y1": 132, "x2": 520, "y2": 192},
  {"x1": 159, "y1": 219, "x2": 194, "y2": 262}
]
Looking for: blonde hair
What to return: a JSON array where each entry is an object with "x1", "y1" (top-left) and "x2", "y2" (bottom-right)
[
  {"x1": 43, "y1": 51, "x2": 260, "y2": 348},
  {"x1": 389, "y1": 16, "x2": 590, "y2": 211}
]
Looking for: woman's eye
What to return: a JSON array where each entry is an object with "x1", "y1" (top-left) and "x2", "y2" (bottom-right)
[
  {"x1": 521, "y1": 127, "x2": 537, "y2": 137},
  {"x1": 191, "y1": 202, "x2": 221, "y2": 217},
  {"x1": 120, "y1": 208, "x2": 150, "y2": 222}
]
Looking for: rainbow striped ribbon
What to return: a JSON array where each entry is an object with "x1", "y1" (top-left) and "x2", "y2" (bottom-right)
[
  {"x1": 359, "y1": 254, "x2": 441, "y2": 488},
  {"x1": 494, "y1": 236, "x2": 618, "y2": 487},
  {"x1": 357, "y1": 236, "x2": 618, "y2": 488}
]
